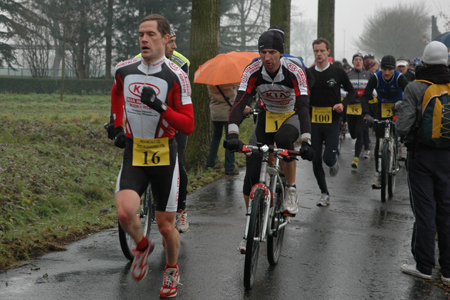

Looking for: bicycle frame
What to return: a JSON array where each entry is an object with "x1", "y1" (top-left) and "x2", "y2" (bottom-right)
[
  {"x1": 375, "y1": 119, "x2": 398, "y2": 174},
  {"x1": 242, "y1": 144, "x2": 294, "y2": 243}
]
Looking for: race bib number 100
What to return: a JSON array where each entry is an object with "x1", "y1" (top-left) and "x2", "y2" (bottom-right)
[
  {"x1": 265, "y1": 111, "x2": 296, "y2": 132},
  {"x1": 312, "y1": 106, "x2": 332, "y2": 123},
  {"x1": 132, "y1": 137, "x2": 170, "y2": 166}
]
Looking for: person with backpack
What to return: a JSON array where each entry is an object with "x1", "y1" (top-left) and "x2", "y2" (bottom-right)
[{"x1": 395, "y1": 41, "x2": 450, "y2": 285}]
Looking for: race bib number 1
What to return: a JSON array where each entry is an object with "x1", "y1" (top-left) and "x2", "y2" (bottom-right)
[
  {"x1": 312, "y1": 106, "x2": 332, "y2": 123},
  {"x1": 132, "y1": 137, "x2": 170, "y2": 166},
  {"x1": 381, "y1": 103, "x2": 394, "y2": 118},
  {"x1": 347, "y1": 104, "x2": 362, "y2": 115},
  {"x1": 265, "y1": 111, "x2": 295, "y2": 133}
]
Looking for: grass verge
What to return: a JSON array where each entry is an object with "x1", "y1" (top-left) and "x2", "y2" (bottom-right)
[{"x1": 0, "y1": 93, "x2": 252, "y2": 270}]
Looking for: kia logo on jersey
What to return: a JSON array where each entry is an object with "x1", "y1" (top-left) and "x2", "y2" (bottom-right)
[
  {"x1": 128, "y1": 83, "x2": 160, "y2": 98},
  {"x1": 260, "y1": 90, "x2": 290, "y2": 99}
]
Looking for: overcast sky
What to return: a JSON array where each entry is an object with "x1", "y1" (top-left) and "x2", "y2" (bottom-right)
[{"x1": 291, "y1": 0, "x2": 449, "y2": 61}]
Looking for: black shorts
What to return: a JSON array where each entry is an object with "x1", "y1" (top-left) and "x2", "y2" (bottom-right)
[{"x1": 115, "y1": 137, "x2": 179, "y2": 212}]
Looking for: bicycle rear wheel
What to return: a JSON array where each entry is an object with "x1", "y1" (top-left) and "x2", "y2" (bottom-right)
[
  {"x1": 244, "y1": 188, "x2": 264, "y2": 290},
  {"x1": 118, "y1": 184, "x2": 153, "y2": 260},
  {"x1": 267, "y1": 176, "x2": 286, "y2": 266},
  {"x1": 380, "y1": 142, "x2": 389, "y2": 203}
]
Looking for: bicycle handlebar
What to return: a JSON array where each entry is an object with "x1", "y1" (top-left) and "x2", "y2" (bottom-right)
[{"x1": 223, "y1": 140, "x2": 301, "y2": 159}]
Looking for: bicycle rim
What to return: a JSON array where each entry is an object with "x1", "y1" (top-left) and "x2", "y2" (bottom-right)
[
  {"x1": 118, "y1": 186, "x2": 152, "y2": 261},
  {"x1": 381, "y1": 142, "x2": 389, "y2": 203},
  {"x1": 267, "y1": 178, "x2": 285, "y2": 265},
  {"x1": 244, "y1": 189, "x2": 263, "y2": 290}
]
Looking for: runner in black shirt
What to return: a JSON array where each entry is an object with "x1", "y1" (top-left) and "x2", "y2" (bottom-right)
[{"x1": 308, "y1": 38, "x2": 355, "y2": 207}]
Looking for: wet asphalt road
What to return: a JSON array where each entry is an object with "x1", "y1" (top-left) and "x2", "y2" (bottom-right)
[{"x1": 0, "y1": 133, "x2": 449, "y2": 300}]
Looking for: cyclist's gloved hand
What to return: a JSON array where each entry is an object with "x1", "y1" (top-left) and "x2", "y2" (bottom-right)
[
  {"x1": 107, "y1": 116, "x2": 115, "y2": 140},
  {"x1": 114, "y1": 126, "x2": 126, "y2": 149},
  {"x1": 226, "y1": 133, "x2": 244, "y2": 152},
  {"x1": 364, "y1": 114, "x2": 374, "y2": 127},
  {"x1": 141, "y1": 86, "x2": 167, "y2": 113},
  {"x1": 392, "y1": 101, "x2": 402, "y2": 115},
  {"x1": 299, "y1": 140, "x2": 315, "y2": 161}
]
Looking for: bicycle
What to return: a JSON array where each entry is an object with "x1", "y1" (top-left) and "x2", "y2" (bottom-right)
[
  {"x1": 374, "y1": 118, "x2": 400, "y2": 203},
  {"x1": 231, "y1": 142, "x2": 301, "y2": 290}
]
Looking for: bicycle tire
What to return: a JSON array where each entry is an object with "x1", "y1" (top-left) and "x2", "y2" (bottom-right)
[
  {"x1": 244, "y1": 188, "x2": 264, "y2": 290},
  {"x1": 267, "y1": 176, "x2": 285, "y2": 266},
  {"x1": 388, "y1": 141, "x2": 398, "y2": 197},
  {"x1": 380, "y1": 142, "x2": 389, "y2": 203},
  {"x1": 118, "y1": 185, "x2": 153, "y2": 260}
]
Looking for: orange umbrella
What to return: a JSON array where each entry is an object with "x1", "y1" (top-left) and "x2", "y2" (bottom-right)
[{"x1": 194, "y1": 51, "x2": 259, "y2": 86}]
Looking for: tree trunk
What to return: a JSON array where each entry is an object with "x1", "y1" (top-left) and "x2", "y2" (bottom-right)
[
  {"x1": 317, "y1": 0, "x2": 335, "y2": 58},
  {"x1": 52, "y1": 37, "x2": 62, "y2": 78},
  {"x1": 270, "y1": 0, "x2": 291, "y2": 53},
  {"x1": 184, "y1": 0, "x2": 220, "y2": 171},
  {"x1": 105, "y1": 0, "x2": 113, "y2": 79},
  {"x1": 77, "y1": 0, "x2": 88, "y2": 79}
]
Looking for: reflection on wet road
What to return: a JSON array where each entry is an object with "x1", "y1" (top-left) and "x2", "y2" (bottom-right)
[{"x1": 0, "y1": 134, "x2": 448, "y2": 299}]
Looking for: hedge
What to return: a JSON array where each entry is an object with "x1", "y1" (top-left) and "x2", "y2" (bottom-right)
[{"x1": 0, "y1": 77, "x2": 114, "y2": 95}]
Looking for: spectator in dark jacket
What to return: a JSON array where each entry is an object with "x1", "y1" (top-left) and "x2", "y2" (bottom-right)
[{"x1": 396, "y1": 41, "x2": 450, "y2": 285}]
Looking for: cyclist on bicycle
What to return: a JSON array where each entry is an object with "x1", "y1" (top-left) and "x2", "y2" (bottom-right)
[
  {"x1": 111, "y1": 14, "x2": 194, "y2": 298},
  {"x1": 226, "y1": 30, "x2": 315, "y2": 253},
  {"x1": 360, "y1": 55, "x2": 409, "y2": 189}
]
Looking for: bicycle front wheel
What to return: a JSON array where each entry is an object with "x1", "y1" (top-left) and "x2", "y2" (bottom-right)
[
  {"x1": 118, "y1": 185, "x2": 153, "y2": 260},
  {"x1": 388, "y1": 141, "x2": 398, "y2": 197},
  {"x1": 267, "y1": 177, "x2": 285, "y2": 266},
  {"x1": 244, "y1": 188, "x2": 264, "y2": 290},
  {"x1": 380, "y1": 142, "x2": 389, "y2": 203}
]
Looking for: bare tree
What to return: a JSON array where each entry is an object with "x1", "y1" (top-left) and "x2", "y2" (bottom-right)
[
  {"x1": 356, "y1": 3, "x2": 429, "y2": 59},
  {"x1": 220, "y1": 0, "x2": 269, "y2": 52},
  {"x1": 15, "y1": 24, "x2": 52, "y2": 77},
  {"x1": 291, "y1": 18, "x2": 316, "y2": 66},
  {"x1": 184, "y1": 0, "x2": 220, "y2": 170}
]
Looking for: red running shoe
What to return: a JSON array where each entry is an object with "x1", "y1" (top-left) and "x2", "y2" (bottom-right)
[
  {"x1": 130, "y1": 238, "x2": 154, "y2": 281},
  {"x1": 159, "y1": 266, "x2": 181, "y2": 298}
]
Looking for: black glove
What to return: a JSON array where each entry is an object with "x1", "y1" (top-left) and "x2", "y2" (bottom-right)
[
  {"x1": 392, "y1": 101, "x2": 402, "y2": 115},
  {"x1": 364, "y1": 114, "x2": 374, "y2": 127},
  {"x1": 114, "y1": 126, "x2": 126, "y2": 149},
  {"x1": 226, "y1": 133, "x2": 244, "y2": 152},
  {"x1": 107, "y1": 116, "x2": 115, "y2": 140},
  {"x1": 299, "y1": 140, "x2": 315, "y2": 161},
  {"x1": 141, "y1": 86, "x2": 167, "y2": 113}
]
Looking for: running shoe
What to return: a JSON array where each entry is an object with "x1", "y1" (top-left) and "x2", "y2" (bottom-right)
[
  {"x1": 238, "y1": 238, "x2": 246, "y2": 254},
  {"x1": 364, "y1": 150, "x2": 371, "y2": 159},
  {"x1": 160, "y1": 266, "x2": 181, "y2": 298},
  {"x1": 329, "y1": 161, "x2": 339, "y2": 176},
  {"x1": 130, "y1": 238, "x2": 154, "y2": 281},
  {"x1": 317, "y1": 193, "x2": 330, "y2": 207},
  {"x1": 176, "y1": 209, "x2": 189, "y2": 233},
  {"x1": 371, "y1": 174, "x2": 381, "y2": 189},
  {"x1": 282, "y1": 186, "x2": 298, "y2": 216},
  {"x1": 400, "y1": 264, "x2": 432, "y2": 280},
  {"x1": 351, "y1": 157, "x2": 359, "y2": 169}
]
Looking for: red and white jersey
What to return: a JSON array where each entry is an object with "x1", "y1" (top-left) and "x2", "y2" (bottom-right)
[{"x1": 111, "y1": 56, "x2": 194, "y2": 139}]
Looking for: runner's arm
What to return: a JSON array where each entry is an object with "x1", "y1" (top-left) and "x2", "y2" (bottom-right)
[
  {"x1": 111, "y1": 76, "x2": 125, "y2": 128},
  {"x1": 361, "y1": 75, "x2": 378, "y2": 114}
]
